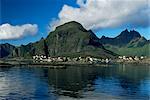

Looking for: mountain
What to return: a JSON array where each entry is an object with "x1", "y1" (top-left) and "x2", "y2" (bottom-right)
[
  {"x1": 0, "y1": 43, "x2": 15, "y2": 58},
  {"x1": 100, "y1": 29, "x2": 150, "y2": 56},
  {"x1": 100, "y1": 29, "x2": 141, "y2": 47},
  {"x1": 11, "y1": 21, "x2": 116, "y2": 58}
]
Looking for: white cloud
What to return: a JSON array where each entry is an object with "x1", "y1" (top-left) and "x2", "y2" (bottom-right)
[
  {"x1": 50, "y1": 0, "x2": 149, "y2": 31},
  {"x1": 0, "y1": 23, "x2": 38, "y2": 40}
]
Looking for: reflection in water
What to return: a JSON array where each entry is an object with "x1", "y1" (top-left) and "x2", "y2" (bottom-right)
[
  {"x1": 47, "y1": 64, "x2": 150, "y2": 99},
  {"x1": 0, "y1": 64, "x2": 149, "y2": 100},
  {"x1": 48, "y1": 67, "x2": 98, "y2": 98}
]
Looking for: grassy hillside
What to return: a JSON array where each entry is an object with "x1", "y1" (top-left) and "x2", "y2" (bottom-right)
[{"x1": 105, "y1": 43, "x2": 150, "y2": 56}]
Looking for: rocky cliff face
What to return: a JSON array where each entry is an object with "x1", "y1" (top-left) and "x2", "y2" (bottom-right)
[{"x1": 0, "y1": 43, "x2": 15, "y2": 58}]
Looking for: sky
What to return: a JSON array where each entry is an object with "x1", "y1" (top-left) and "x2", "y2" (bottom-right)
[{"x1": 0, "y1": 0, "x2": 150, "y2": 46}]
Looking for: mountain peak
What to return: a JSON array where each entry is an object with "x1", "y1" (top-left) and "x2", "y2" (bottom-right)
[
  {"x1": 129, "y1": 30, "x2": 141, "y2": 37},
  {"x1": 117, "y1": 29, "x2": 141, "y2": 39},
  {"x1": 124, "y1": 29, "x2": 129, "y2": 33},
  {"x1": 117, "y1": 29, "x2": 129, "y2": 37},
  {"x1": 101, "y1": 35, "x2": 106, "y2": 39},
  {"x1": 65, "y1": 21, "x2": 81, "y2": 25},
  {"x1": 55, "y1": 21, "x2": 84, "y2": 30}
]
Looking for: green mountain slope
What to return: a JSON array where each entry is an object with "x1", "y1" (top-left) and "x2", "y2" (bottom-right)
[
  {"x1": 100, "y1": 29, "x2": 150, "y2": 56},
  {"x1": 12, "y1": 21, "x2": 116, "y2": 58},
  {"x1": 12, "y1": 37, "x2": 48, "y2": 58},
  {"x1": 104, "y1": 43, "x2": 150, "y2": 56},
  {"x1": 126, "y1": 37, "x2": 148, "y2": 47}
]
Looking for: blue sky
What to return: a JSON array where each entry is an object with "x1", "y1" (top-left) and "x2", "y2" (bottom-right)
[{"x1": 0, "y1": 0, "x2": 150, "y2": 46}]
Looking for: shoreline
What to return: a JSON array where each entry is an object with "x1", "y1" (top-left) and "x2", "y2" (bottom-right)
[{"x1": 0, "y1": 58, "x2": 150, "y2": 68}]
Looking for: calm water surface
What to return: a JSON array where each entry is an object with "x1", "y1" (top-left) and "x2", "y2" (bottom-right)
[{"x1": 0, "y1": 64, "x2": 149, "y2": 100}]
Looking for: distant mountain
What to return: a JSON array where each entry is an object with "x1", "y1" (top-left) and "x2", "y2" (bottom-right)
[
  {"x1": 100, "y1": 29, "x2": 142, "y2": 47},
  {"x1": 0, "y1": 43, "x2": 15, "y2": 58},
  {"x1": 100, "y1": 29, "x2": 150, "y2": 56},
  {"x1": 11, "y1": 21, "x2": 116, "y2": 58}
]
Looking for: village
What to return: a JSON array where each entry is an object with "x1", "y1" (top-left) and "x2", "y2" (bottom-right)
[
  {"x1": 32, "y1": 55, "x2": 111, "y2": 64},
  {"x1": 32, "y1": 55, "x2": 147, "y2": 64},
  {"x1": 118, "y1": 55, "x2": 145, "y2": 61}
]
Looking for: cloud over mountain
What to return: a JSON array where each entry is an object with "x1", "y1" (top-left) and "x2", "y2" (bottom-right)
[
  {"x1": 0, "y1": 23, "x2": 38, "y2": 40},
  {"x1": 50, "y1": 0, "x2": 149, "y2": 30}
]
